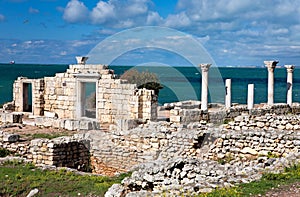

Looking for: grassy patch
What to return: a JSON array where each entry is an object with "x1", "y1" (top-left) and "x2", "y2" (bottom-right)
[
  {"x1": 30, "y1": 133, "x2": 68, "y2": 139},
  {"x1": 22, "y1": 132, "x2": 73, "y2": 140},
  {"x1": 0, "y1": 160, "x2": 130, "y2": 197},
  {"x1": 199, "y1": 164, "x2": 300, "y2": 197}
]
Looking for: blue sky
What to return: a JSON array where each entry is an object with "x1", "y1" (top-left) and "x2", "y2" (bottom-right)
[{"x1": 0, "y1": 0, "x2": 300, "y2": 67}]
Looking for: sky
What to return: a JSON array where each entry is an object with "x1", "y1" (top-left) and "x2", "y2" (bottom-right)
[{"x1": 0, "y1": 0, "x2": 300, "y2": 67}]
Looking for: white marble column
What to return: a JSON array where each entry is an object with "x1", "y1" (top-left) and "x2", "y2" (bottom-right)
[
  {"x1": 200, "y1": 64, "x2": 211, "y2": 111},
  {"x1": 264, "y1": 61, "x2": 278, "y2": 105},
  {"x1": 248, "y1": 84, "x2": 254, "y2": 109},
  {"x1": 285, "y1": 65, "x2": 295, "y2": 106},
  {"x1": 225, "y1": 79, "x2": 231, "y2": 109}
]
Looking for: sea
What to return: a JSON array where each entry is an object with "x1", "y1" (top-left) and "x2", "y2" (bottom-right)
[{"x1": 0, "y1": 63, "x2": 299, "y2": 106}]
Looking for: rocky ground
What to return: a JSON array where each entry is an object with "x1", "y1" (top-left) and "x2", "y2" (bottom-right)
[
  {"x1": 258, "y1": 182, "x2": 300, "y2": 197},
  {"x1": 0, "y1": 123, "x2": 77, "y2": 140},
  {"x1": 2, "y1": 122, "x2": 300, "y2": 196}
]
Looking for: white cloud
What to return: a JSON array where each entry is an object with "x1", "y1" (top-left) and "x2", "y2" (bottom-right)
[
  {"x1": 63, "y1": 0, "x2": 162, "y2": 28},
  {"x1": 90, "y1": 1, "x2": 115, "y2": 24},
  {"x1": 63, "y1": 0, "x2": 89, "y2": 23},
  {"x1": 98, "y1": 29, "x2": 116, "y2": 35},
  {"x1": 164, "y1": 12, "x2": 191, "y2": 28},
  {"x1": 71, "y1": 40, "x2": 93, "y2": 47},
  {"x1": 0, "y1": 14, "x2": 5, "y2": 22},
  {"x1": 122, "y1": 0, "x2": 149, "y2": 17},
  {"x1": 29, "y1": 7, "x2": 39, "y2": 14},
  {"x1": 146, "y1": 11, "x2": 163, "y2": 25}
]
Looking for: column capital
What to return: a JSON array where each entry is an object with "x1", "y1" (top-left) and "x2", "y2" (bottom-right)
[
  {"x1": 264, "y1": 60, "x2": 279, "y2": 72},
  {"x1": 199, "y1": 64, "x2": 211, "y2": 72},
  {"x1": 285, "y1": 65, "x2": 295, "y2": 73}
]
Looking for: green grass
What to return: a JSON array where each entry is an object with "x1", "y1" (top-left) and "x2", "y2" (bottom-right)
[
  {"x1": 0, "y1": 160, "x2": 130, "y2": 197},
  {"x1": 22, "y1": 132, "x2": 73, "y2": 140},
  {"x1": 30, "y1": 133, "x2": 68, "y2": 139},
  {"x1": 199, "y1": 164, "x2": 300, "y2": 197}
]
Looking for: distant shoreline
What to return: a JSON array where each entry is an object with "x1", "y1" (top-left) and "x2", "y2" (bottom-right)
[{"x1": 0, "y1": 63, "x2": 295, "y2": 69}]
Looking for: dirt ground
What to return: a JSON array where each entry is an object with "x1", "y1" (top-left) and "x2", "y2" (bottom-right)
[
  {"x1": 0, "y1": 123, "x2": 77, "y2": 140},
  {"x1": 259, "y1": 182, "x2": 300, "y2": 197}
]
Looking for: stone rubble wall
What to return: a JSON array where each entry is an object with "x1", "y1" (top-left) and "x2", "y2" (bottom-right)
[
  {"x1": 0, "y1": 131, "x2": 29, "y2": 156},
  {"x1": 106, "y1": 154, "x2": 300, "y2": 196},
  {"x1": 104, "y1": 114, "x2": 300, "y2": 196},
  {"x1": 86, "y1": 113, "x2": 300, "y2": 176},
  {"x1": 170, "y1": 103, "x2": 300, "y2": 124},
  {"x1": 27, "y1": 137, "x2": 90, "y2": 170},
  {"x1": 225, "y1": 114, "x2": 300, "y2": 131},
  {"x1": 204, "y1": 130, "x2": 300, "y2": 162},
  {"x1": 86, "y1": 122, "x2": 205, "y2": 176},
  {"x1": 0, "y1": 131, "x2": 90, "y2": 171}
]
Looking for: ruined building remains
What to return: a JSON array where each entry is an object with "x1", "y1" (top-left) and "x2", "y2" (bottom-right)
[{"x1": 11, "y1": 57, "x2": 157, "y2": 128}]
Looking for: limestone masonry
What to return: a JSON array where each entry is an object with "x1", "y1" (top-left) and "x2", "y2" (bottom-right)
[{"x1": 12, "y1": 61, "x2": 157, "y2": 128}]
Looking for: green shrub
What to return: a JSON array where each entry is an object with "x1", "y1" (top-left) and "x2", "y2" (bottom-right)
[
  {"x1": 0, "y1": 148, "x2": 12, "y2": 157},
  {"x1": 120, "y1": 69, "x2": 163, "y2": 95},
  {"x1": 267, "y1": 152, "x2": 280, "y2": 159}
]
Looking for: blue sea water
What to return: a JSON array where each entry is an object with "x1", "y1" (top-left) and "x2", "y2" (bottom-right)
[{"x1": 0, "y1": 63, "x2": 299, "y2": 106}]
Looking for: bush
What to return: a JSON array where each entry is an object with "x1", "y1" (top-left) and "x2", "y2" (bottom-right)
[
  {"x1": 0, "y1": 148, "x2": 12, "y2": 157},
  {"x1": 120, "y1": 69, "x2": 163, "y2": 95}
]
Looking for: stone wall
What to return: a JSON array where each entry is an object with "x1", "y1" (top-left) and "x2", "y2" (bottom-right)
[
  {"x1": 86, "y1": 122, "x2": 206, "y2": 175},
  {"x1": 13, "y1": 77, "x2": 44, "y2": 116},
  {"x1": 12, "y1": 64, "x2": 157, "y2": 127},
  {"x1": 224, "y1": 114, "x2": 300, "y2": 131},
  {"x1": 44, "y1": 73, "x2": 77, "y2": 119},
  {"x1": 87, "y1": 112, "x2": 300, "y2": 176},
  {"x1": 0, "y1": 131, "x2": 90, "y2": 171},
  {"x1": 204, "y1": 129, "x2": 300, "y2": 162},
  {"x1": 88, "y1": 122, "x2": 225, "y2": 176},
  {"x1": 169, "y1": 102, "x2": 300, "y2": 124},
  {"x1": 0, "y1": 131, "x2": 29, "y2": 156},
  {"x1": 28, "y1": 137, "x2": 90, "y2": 170}
]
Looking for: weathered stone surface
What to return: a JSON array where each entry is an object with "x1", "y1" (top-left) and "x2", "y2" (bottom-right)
[
  {"x1": 26, "y1": 188, "x2": 39, "y2": 197},
  {"x1": 3, "y1": 134, "x2": 19, "y2": 142},
  {"x1": 104, "y1": 184, "x2": 125, "y2": 197},
  {"x1": 11, "y1": 63, "x2": 157, "y2": 126},
  {"x1": 241, "y1": 147, "x2": 258, "y2": 155}
]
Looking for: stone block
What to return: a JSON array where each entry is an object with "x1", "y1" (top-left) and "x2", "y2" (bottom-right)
[
  {"x1": 64, "y1": 119, "x2": 74, "y2": 130},
  {"x1": 44, "y1": 111, "x2": 57, "y2": 118},
  {"x1": 3, "y1": 134, "x2": 20, "y2": 142},
  {"x1": 79, "y1": 120, "x2": 93, "y2": 130}
]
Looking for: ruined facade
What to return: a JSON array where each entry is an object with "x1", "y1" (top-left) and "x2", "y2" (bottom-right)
[{"x1": 12, "y1": 59, "x2": 157, "y2": 127}]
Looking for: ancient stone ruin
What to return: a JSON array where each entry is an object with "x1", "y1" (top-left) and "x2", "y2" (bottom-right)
[
  {"x1": 9, "y1": 57, "x2": 157, "y2": 130},
  {"x1": 1, "y1": 59, "x2": 300, "y2": 196}
]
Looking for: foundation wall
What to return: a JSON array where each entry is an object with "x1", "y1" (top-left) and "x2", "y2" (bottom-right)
[{"x1": 170, "y1": 103, "x2": 300, "y2": 124}]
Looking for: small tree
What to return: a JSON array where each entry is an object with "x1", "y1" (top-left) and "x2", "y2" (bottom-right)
[{"x1": 120, "y1": 69, "x2": 163, "y2": 95}]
